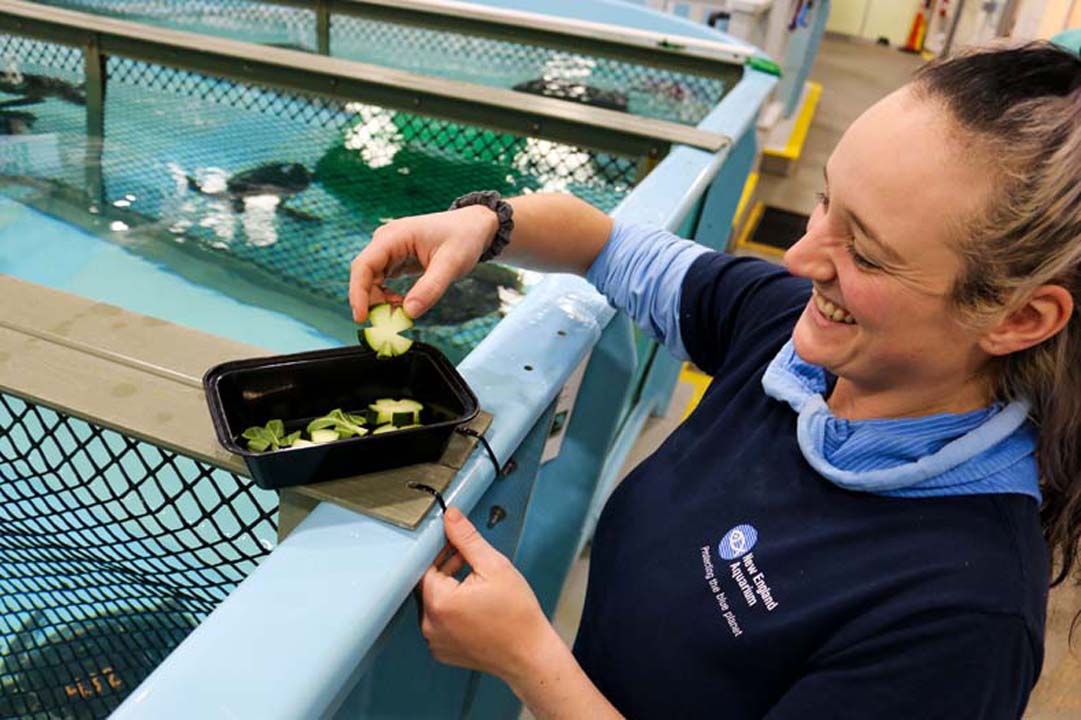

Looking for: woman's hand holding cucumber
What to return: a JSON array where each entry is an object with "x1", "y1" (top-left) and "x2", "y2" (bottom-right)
[
  {"x1": 349, "y1": 205, "x2": 497, "y2": 323},
  {"x1": 348, "y1": 193, "x2": 613, "y2": 323}
]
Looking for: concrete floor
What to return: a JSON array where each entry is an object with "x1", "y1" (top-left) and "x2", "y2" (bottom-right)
[
  {"x1": 528, "y1": 36, "x2": 1080, "y2": 719},
  {"x1": 756, "y1": 37, "x2": 925, "y2": 218}
]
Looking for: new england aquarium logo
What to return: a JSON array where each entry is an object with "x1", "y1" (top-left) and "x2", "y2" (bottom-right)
[{"x1": 717, "y1": 524, "x2": 758, "y2": 560}]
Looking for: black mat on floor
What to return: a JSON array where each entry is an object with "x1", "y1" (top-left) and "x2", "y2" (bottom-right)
[{"x1": 750, "y1": 206, "x2": 808, "y2": 252}]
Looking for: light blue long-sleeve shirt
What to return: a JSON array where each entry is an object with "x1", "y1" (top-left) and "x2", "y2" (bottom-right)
[{"x1": 585, "y1": 220, "x2": 708, "y2": 361}]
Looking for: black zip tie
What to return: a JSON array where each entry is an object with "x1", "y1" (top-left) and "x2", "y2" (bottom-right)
[
  {"x1": 408, "y1": 482, "x2": 447, "y2": 512},
  {"x1": 454, "y1": 426, "x2": 504, "y2": 477}
]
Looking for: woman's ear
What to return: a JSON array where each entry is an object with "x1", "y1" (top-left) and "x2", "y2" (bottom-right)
[{"x1": 979, "y1": 285, "x2": 1074, "y2": 356}]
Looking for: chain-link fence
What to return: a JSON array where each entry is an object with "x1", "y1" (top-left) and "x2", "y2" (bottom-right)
[
  {"x1": 0, "y1": 30, "x2": 641, "y2": 362},
  {"x1": 0, "y1": 391, "x2": 278, "y2": 719},
  {"x1": 39, "y1": 0, "x2": 738, "y2": 126}
]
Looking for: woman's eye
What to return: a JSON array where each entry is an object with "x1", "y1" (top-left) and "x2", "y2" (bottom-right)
[
  {"x1": 815, "y1": 191, "x2": 830, "y2": 209},
  {"x1": 845, "y1": 239, "x2": 878, "y2": 269}
]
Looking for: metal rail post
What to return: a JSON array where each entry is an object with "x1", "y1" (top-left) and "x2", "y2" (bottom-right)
[{"x1": 83, "y1": 38, "x2": 105, "y2": 207}]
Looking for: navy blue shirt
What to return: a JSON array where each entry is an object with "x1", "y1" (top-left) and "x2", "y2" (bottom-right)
[{"x1": 573, "y1": 253, "x2": 1048, "y2": 719}]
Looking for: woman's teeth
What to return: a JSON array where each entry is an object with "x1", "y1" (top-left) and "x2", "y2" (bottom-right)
[{"x1": 813, "y1": 291, "x2": 856, "y2": 324}]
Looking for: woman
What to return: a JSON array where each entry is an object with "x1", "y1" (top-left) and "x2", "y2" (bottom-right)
[{"x1": 348, "y1": 43, "x2": 1081, "y2": 718}]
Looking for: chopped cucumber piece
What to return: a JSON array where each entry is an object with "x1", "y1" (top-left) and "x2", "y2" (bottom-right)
[
  {"x1": 363, "y1": 303, "x2": 414, "y2": 357},
  {"x1": 392, "y1": 411, "x2": 418, "y2": 427},
  {"x1": 310, "y1": 429, "x2": 340, "y2": 444},
  {"x1": 239, "y1": 397, "x2": 422, "y2": 453},
  {"x1": 372, "y1": 422, "x2": 421, "y2": 435},
  {"x1": 369, "y1": 398, "x2": 424, "y2": 425}
]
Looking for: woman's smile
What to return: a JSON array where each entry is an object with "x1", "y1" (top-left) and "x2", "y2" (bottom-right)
[{"x1": 810, "y1": 288, "x2": 856, "y2": 325}]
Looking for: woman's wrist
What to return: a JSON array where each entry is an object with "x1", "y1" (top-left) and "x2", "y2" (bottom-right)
[
  {"x1": 503, "y1": 623, "x2": 567, "y2": 689},
  {"x1": 457, "y1": 204, "x2": 500, "y2": 258},
  {"x1": 504, "y1": 625, "x2": 623, "y2": 719}
]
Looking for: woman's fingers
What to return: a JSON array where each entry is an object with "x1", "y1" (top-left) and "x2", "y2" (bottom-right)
[
  {"x1": 386, "y1": 255, "x2": 425, "y2": 280},
  {"x1": 349, "y1": 224, "x2": 415, "y2": 322},
  {"x1": 439, "y1": 552, "x2": 467, "y2": 578},
  {"x1": 420, "y1": 562, "x2": 459, "y2": 609},
  {"x1": 349, "y1": 263, "x2": 374, "y2": 323},
  {"x1": 349, "y1": 243, "x2": 390, "y2": 323},
  {"x1": 352, "y1": 210, "x2": 484, "y2": 322},
  {"x1": 403, "y1": 248, "x2": 470, "y2": 319},
  {"x1": 440, "y1": 507, "x2": 505, "y2": 576}
]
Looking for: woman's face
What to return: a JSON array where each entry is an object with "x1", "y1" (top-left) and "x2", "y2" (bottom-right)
[{"x1": 784, "y1": 87, "x2": 997, "y2": 416}]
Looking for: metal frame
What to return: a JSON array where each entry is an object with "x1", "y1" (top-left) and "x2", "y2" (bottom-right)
[
  {"x1": 0, "y1": 0, "x2": 731, "y2": 159},
  {"x1": 265, "y1": 0, "x2": 753, "y2": 77}
]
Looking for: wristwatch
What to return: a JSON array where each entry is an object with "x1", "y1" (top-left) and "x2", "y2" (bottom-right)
[{"x1": 448, "y1": 190, "x2": 514, "y2": 262}]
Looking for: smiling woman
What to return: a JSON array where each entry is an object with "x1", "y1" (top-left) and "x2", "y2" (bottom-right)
[
  {"x1": 348, "y1": 42, "x2": 1081, "y2": 720},
  {"x1": 785, "y1": 83, "x2": 1023, "y2": 420}
]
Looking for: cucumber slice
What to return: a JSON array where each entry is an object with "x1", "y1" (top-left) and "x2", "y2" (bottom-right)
[
  {"x1": 310, "y1": 429, "x2": 340, "y2": 444},
  {"x1": 367, "y1": 302, "x2": 393, "y2": 327},
  {"x1": 391, "y1": 411, "x2": 419, "y2": 427},
  {"x1": 363, "y1": 303, "x2": 414, "y2": 357},
  {"x1": 372, "y1": 423, "x2": 421, "y2": 435},
  {"x1": 369, "y1": 398, "x2": 424, "y2": 425}
]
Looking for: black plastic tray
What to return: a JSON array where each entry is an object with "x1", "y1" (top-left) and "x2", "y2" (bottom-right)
[{"x1": 203, "y1": 342, "x2": 479, "y2": 489}]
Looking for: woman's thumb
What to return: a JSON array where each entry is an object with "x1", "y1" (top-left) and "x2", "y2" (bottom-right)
[{"x1": 443, "y1": 507, "x2": 501, "y2": 572}]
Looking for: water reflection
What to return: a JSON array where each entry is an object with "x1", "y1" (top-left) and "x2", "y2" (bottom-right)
[{"x1": 0, "y1": 46, "x2": 639, "y2": 364}]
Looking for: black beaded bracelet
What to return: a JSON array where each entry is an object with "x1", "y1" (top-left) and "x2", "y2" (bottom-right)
[{"x1": 448, "y1": 190, "x2": 514, "y2": 262}]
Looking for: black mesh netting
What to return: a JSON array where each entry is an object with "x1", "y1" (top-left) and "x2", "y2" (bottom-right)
[
  {"x1": 38, "y1": 0, "x2": 738, "y2": 126},
  {"x1": 0, "y1": 32, "x2": 638, "y2": 363},
  {"x1": 0, "y1": 392, "x2": 278, "y2": 719}
]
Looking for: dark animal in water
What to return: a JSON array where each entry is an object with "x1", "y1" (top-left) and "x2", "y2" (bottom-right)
[
  {"x1": 0, "y1": 109, "x2": 37, "y2": 134},
  {"x1": 0, "y1": 72, "x2": 86, "y2": 106},
  {"x1": 512, "y1": 78, "x2": 628, "y2": 113},
  {"x1": 0, "y1": 72, "x2": 85, "y2": 135},
  {"x1": 186, "y1": 162, "x2": 319, "y2": 221},
  {"x1": 268, "y1": 42, "x2": 312, "y2": 52}
]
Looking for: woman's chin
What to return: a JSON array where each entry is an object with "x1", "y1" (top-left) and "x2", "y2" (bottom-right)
[{"x1": 792, "y1": 315, "x2": 843, "y2": 372}]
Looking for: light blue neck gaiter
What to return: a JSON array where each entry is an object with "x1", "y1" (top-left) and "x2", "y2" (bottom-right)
[{"x1": 761, "y1": 340, "x2": 1041, "y2": 501}]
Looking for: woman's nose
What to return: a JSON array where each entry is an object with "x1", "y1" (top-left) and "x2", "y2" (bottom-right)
[{"x1": 784, "y1": 231, "x2": 836, "y2": 283}]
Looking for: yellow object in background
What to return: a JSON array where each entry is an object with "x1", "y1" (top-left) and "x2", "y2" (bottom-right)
[{"x1": 680, "y1": 364, "x2": 712, "y2": 421}]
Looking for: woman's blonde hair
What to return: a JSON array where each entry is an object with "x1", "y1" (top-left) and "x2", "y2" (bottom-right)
[{"x1": 913, "y1": 43, "x2": 1081, "y2": 595}]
